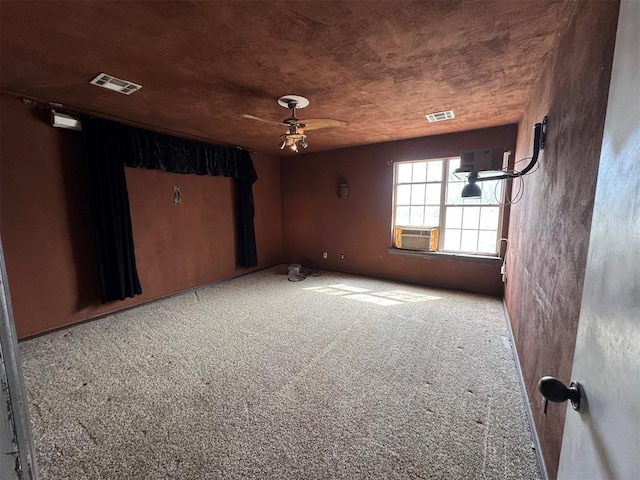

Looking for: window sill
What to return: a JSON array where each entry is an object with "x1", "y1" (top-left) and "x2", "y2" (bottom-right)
[{"x1": 387, "y1": 248, "x2": 502, "y2": 264}]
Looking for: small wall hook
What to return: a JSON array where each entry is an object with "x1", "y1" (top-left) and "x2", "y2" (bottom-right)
[
  {"x1": 337, "y1": 183, "x2": 350, "y2": 199},
  {"x1": 173, "y1": 186, "x2": 182, "y2": 205}
]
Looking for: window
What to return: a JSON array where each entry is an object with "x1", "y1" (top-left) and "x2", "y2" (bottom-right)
[{"x1": 393, "y1": 158, "x2": 503, "y2": 255}]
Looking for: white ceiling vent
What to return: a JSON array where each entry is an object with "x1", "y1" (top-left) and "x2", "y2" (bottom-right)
[
  {"x1": 90, "y1": 73, "x2": 142, "y2": 95},
  {"x1": 425, "y1": 110, "x2": 455, "y2": 123}
]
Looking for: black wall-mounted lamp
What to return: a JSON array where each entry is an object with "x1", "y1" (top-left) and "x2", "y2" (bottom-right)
[
  {"x1": 461, "y1": 116, "x2": 547, "y2": 198},
  {"x1": 461, "y1": 172, "x2": 482, "y2": 198}
]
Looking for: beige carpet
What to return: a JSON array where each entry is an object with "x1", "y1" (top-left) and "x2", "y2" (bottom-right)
[{"x1": 20, "y1": 267, "x2": 539, "y2": 479}]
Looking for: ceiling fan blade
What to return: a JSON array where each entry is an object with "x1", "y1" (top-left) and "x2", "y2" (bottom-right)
[
  {"x1": 242, "y1": 114, "x2": 285, "y2": 127},
  {"x1": 300, "y1": 118, "x2": 349, "y2": 131}
]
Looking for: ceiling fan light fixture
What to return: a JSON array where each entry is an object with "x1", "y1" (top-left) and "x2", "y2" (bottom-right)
[
  {"x1": 280, "y1": 132, "x2": 307, "y2": 153},
  {"x1": 246, "y1": 95, "x2": 346, "y2": 153}
]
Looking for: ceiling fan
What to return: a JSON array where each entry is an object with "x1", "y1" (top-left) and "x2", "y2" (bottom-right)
[{"x1": 242, "y1": 95, "x2": 349, "y2": 153}]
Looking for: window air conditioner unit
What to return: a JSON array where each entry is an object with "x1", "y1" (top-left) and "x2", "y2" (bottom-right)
[
  {"x1": 457, "y1": 147, "x2": 505, "y2": 173},
  {"x1": 394, "y1": 227, "x2": 439, "y2": 251}
]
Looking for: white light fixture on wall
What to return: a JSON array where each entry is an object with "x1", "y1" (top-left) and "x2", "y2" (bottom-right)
[{"x1": 51, "y1": 110, "x2": 82, "y2": 131}]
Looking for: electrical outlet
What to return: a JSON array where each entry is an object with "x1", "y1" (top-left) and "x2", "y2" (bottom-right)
[
  {"x1": 322, "y1": 252, "x2": 328, "y2": 259},
  {"x1": 340, "y1": 253, "x2": 345, "y2": 261}
]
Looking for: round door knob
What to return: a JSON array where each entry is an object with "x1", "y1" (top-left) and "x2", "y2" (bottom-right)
[{"x1": 538, "y1": 376, "x2": 582, "y2": 412}]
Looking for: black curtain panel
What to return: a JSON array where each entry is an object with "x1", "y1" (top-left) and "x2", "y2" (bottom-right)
[
  {"x1": 235, "y1": 176, "x2": 257, "y2": 268},
  {"x1": 83, "y1": 117, "x2": 258, "y2": 303},
  {"x1": 83, "y1": 119, "x2": 142, "y2": 302}
]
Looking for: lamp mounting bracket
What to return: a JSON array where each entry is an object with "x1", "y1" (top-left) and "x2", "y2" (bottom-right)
[
  {"x1": 473, "y1": 116, "x2": 547, "y2": 182},
  {"x1": 540, "y1": 115, "x2": 547, "y2": 150}
]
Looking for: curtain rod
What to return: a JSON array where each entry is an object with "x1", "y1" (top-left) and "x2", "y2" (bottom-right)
[{"x1": 3, "y1": 90, "x2": 255, "y2": 153}]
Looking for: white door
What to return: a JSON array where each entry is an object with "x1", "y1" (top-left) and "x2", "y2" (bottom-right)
[
  {"x1": 557, "y1": 1, "x2": 640, "y2": 478},
  {"x1": 0, "y1": 239, "x2": 38, "y2": 479}
]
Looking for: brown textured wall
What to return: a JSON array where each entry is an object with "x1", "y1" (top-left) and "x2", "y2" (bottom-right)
[
  {"x1": 0, "y1": 94, "x2": 283, "y2": 338},
  {"x1": 281, "y1": 125, "x2": 518, "y2": 295},
  {"x1": 504, "y1": 3, "x2": 619, "y2": 478}
]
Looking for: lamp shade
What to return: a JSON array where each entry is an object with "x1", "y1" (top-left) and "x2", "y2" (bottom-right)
[{"x1": 461, "y1": 182, "x2": 482, "y2": 198}]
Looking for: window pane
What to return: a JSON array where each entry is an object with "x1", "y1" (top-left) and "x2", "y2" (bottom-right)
[
  {"x1": 462, "y1": 207, "x2": 480, "y2": 229},
  {"x1": 412, "y1": 162, "x2": 427, "y2": 182},
  {"x1": 460, "y1": 229, "x2": 479, "y2": 252},
  {"x1": 448, "y1": 159, "x2": 464, "y2": 182},
  {"x1": 445, "y1": 206, "x2": 463, "y2": 229},
  {"x1": 396, "y1": 206, "x2": 410, "y2": 225},
  {"x1": 480, "y1": 207, "x2": 500, "y2": 230},
  {"x1": 481, "y1": 180, "x2": 502, "y2": 204},
  {"x1": 411, "y1": 184, "x2": 426, "y2": 204},
  {"x1": 409, "y1": 206, "x2": 424, "y2": 226},
  {"x1": 397, "y1": 163, "x2": 412, "y2": 183},
  {"x1": 447, "y1": 182, "x2": 463, "y2": 203},
  {"x1": 449, "y1": 170, "x2": 466, "y2": 183},
  {"x1": 427, "y1": 161, "x2": 443, "y2": 181},
  {"x1": 424, "y1": 206, "x2": 440, "y2": 226},
  {"x1": 425, "y1": 183, "x2": 441, "y2": 204},
  {"x1": 397, "y1": 185, "x2": 411, "y2": 205},
  {"x1": 444, "y1": 229, "x2": 461, "y2": 251},
  {"x1": 478, "y1": 230, "x2": 497, "y2": 253}
]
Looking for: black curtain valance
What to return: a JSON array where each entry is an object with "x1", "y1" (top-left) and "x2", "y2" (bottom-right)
[{"x1": 83, "y1": 117, "x2": 258, "y2": 303}]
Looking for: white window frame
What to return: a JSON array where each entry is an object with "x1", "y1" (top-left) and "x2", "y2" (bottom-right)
[{"x1": 392, "y1": 157, "x2": 504, "y2": 256}]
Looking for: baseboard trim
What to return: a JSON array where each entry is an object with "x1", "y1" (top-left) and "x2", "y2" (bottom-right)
[{"x1": 502, "y1": 299, "x2": 549, "y2": 480}]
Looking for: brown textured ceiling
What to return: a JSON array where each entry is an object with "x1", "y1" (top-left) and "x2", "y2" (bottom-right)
[{"x1": 1, "y1": 1, "x2": 574, "y2": 155}]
